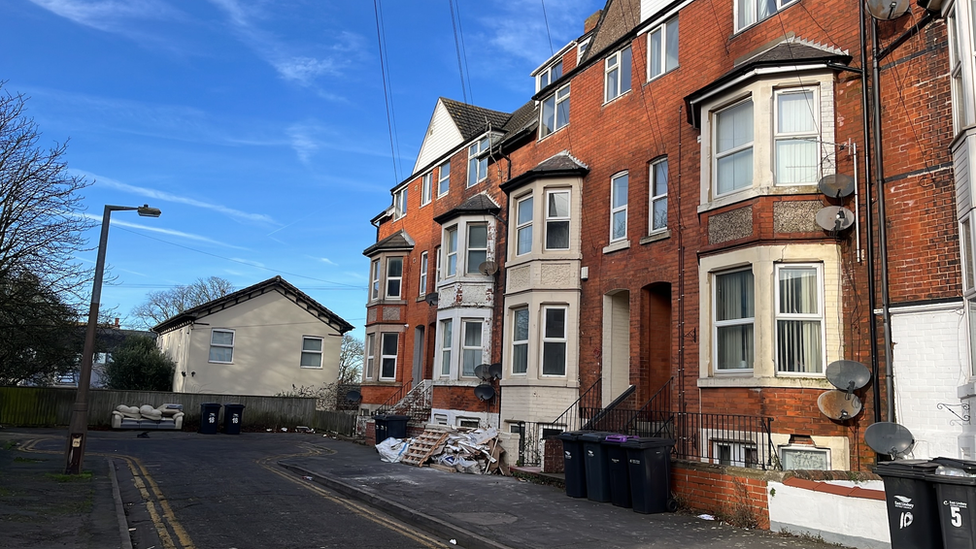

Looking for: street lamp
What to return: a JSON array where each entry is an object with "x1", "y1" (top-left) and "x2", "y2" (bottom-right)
[{"x1": 64, "y1": 204, "x2": 161, "y2": 474}]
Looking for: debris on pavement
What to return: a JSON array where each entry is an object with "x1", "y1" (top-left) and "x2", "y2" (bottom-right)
[{"x1": 375, "y1": 426, "x2": 510, "y2": 475}]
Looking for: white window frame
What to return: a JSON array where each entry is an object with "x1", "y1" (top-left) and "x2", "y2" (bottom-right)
[
  {"x1": 419, "y1": 251, "x2": 429, "y2": 296},
  {"x1": 461, "y1": 319, "x2": 484, "y2": 378},
  {"x1": 512, "y1": 307, "x2": 529, "y2": 375},
  {"x1": 468, "y1": 136, "x2": 489, "y2": 187},
  {"x1": 536, "y1": 59, "x2": 563, "y2": 91},
  {"x1": 541, "y1": 306, "x2": 567, "y2": 376},
  {"x1": 713, "y1": 268, "x2": 754, "y2": 373},
  {"x1": 774, "y1": 263, "x2": 826, "y2": 376},
  {"x1": 300, "y1": 336, "x2": 323, "y2": 369},
  {"x1": 735, "y1": 0, "x2": 798, "y2": 32},
  {"x1": 386, "y1": 256, "x2": 403, "y2": 299},
  {"x1": 647, "y1": 17, "x2": 679, "y2": 81},
  {"x1": 365, "y1": 333, "x2": 375, "y2": 379},
  {"x1": 445, "y1": 226, "x2": 458, "y2": 277},
  {"x1": 380, "y1": 333, "x2": 398, "y2": 380},
  {"x1": 604, "y1": 46, "x2": 632, "y2": 103},
  {"x1": 714, "y1": 98, "x2": 754, "y2": 197},
  {"x1": 650, "y1": 159, "x2": 668, "y2": 233},
  {"x1": 713, "y1": 440, "x2": 760, "y2": 468},
  {"x1": 577, "y1": 38, "x2": 591, "y2": 62},
  {"x1": 466, "y1": 223, "x2": 488, "y2": 275},
  {"x1": 209, "y1": 329, "x2": 235, "y2": 364},
  {"x1": 435, "y1": 245, "x2": 442, "y2": 282},
  {"x1": 546, "y1": 189, "x2": 571, "y2": 250},
  {"x1": 394, "y1": 186, "x2": 408, "y2": 219},
  {"x1": 370, "y1": 259, "x2": 380, "y2": 301},
  {"x1": 540, "y1": 85, "x2": 570, "y2": 138},
  {"x1": 610, "y1": 172, "x2": 629, "y2": 242},
  {"x1": 438, "y1": 161, "x2": 451, "y2": 197},
  {"x1": 774, "y1": 87, "x2": 821, "y2": 186},
  {"x1": 421, "y1": 173, "x2": 432, "y2": 206},
  {"x1": 440, "y1": 319, "x2": 453, "y2": 377},
  {"x1": 516, "y1": 194, "x2": 533, "y2": 256}
]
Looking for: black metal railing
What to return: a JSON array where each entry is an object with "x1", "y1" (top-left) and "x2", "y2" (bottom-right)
[{"x1": 372, "y1": 383, "x2": 406, "y2": 416}]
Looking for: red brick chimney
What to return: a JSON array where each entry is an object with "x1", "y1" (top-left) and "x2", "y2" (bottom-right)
[{"x1": 584, "y1": 10, "x2": 602, "y2": 34}]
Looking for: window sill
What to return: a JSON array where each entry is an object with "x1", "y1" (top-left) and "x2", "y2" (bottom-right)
[
  {"x1": 640, "y1": 230, "x2": 671, "y2": 245},
  {"x1": 697, "y1": 375, "x2": 832, "y2": 389},
  {"x1": 538, "y1": 126, "x2": 568, "y2": 142},
  {"x1": 433, "y1": 379, "x2": 485, "y2": 387},
  {"x1": 603, "y1": 89, "x2": 631, "y2": 106},
  {"x1": 300, "y1": 366, "x2": 323, "y2": 370},
  {"x1": 603, "y1": 239, "x2": 631, "y2": 254}
]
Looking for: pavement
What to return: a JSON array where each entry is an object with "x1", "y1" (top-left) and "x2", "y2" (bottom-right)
[{"x1": 0, "y1": 428, "x2": 851, "y2": 549}]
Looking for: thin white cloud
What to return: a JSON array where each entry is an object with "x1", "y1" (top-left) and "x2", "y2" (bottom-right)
[
  {"x1": 229, "y1": 257, "x2": 266, "y2": 268},
  {"x1": 343, "y1": 271, "x2": 367, "y2": 281},
  {"x1": 479, "y1": 0, "x2": 595, "y2": 65},
  {"x1": 286, "y1": 123, "x2": 320, "y2": 164},
  {"x1": 28, "y1": 0, "x2": 180, "y2": 31},
  {"x1": 78, "y1": 170, "x2": 277, "y2": 225},
  {"x1": 79, "y1": 212, "x2": 247, "y2": 249},
  {"x1": 207, "y1": 0, "x2": 363, "y2": 87},
  {"x1": 319, "y1": 258, "x2": 337, "y2": 266}
]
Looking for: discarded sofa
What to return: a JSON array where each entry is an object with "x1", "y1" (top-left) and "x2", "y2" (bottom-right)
[{"x1": 111, "y1": 403, "x2": 184, "y2": 430}]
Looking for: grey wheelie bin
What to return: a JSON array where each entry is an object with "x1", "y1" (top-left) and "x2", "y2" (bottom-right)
[
  {"x1": 557, "y1": 431, "x2": 587, "y2": 498},
  {"x1": 604, "y1": 434, "x2": 638, "y2": 508},
  {"x1": 580, "y1": 432, "x2": 615, "y2": 503},
  {"x1": 374, "y1": 414, "x2": 409, "y2": 442},
  {"x1": 622, "y1": 437, "x2": 676, "y2": 514},
  {"x1": 875, "y1": 459, "x2": 942, "y2": 549},
  {"x1": 199, "y1": 403, "x2": 221, "y2": 434},
  {"x1": 223, "y1": 403, "x2": 245, "y2": 434},
  {"x1": 930, "y1": 457, "x2": 976, "y2": 549}
]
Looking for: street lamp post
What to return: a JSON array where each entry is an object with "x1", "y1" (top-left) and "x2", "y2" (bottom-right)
[{"x1": 65, "y1": 204, "x2": 161, "y2": 475}]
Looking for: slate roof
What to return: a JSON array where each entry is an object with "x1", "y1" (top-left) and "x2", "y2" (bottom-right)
[
  {"x1": 152, "y1": 276, "x2": 354, "y2": 335},
  {"x1": 433, "y1": 193, "x2": 501, "y2": 225},
  {"x1": 501, "y1": 151, "x2": 590, "y2": 194},
  {"x1": 439, "y1": 97, "x2": 512, "y2": 140},
  {"x1": 363, "y1": 230, "x2": 415, "y2": 256}
]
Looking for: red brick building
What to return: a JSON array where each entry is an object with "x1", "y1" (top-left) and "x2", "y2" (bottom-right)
[{"x1": 362, "y1": 0, "x2": 966, "y2": 471}]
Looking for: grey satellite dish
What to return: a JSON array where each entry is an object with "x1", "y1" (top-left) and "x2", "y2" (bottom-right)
[
  {"x1": 474, "y1": 363, "x2": 492, "y2": 382},
  {"x1": 424, "y1": 293, "x2": 438, "y2": 306},
  {"x1": 474, "y1": 383, "x2": 496, "y2": 401},
  {"x1": 478, "y1": 261, "x2": 498, "y2": 276},
  {"x1": 345, "y1": 389, "x2": 362, "y2": 404},
  {"x1": 818, "y1": 174, "x2": 855, "y2": 198},
  {"x1": 818, "y1": 390, "x2": 863, "y2": 420},
  {"x1": 826, "y1": 360, "x2": 871, "y2": 394},
  {"x1": 865, "y1": 0, "x2": 910, "y2": 19},
  {"x1": 816, "y1": 206, "x2": 855, "y2": 232},
  {"x1": 865, "y1": 422, "x2": 915, "y2": 457},
  {"x1": 488, "y1": 362, "x2": 502, "y2": 380}
]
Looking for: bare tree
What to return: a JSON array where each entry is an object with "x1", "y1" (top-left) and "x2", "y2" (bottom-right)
[
  {"x1": 0, "y1": 84, "x2": 94, "y2": 300},
  {"x1": 338, "y1": 333, "x2": 364, "y2": 384},
  {"x1": 131, "y1": 276, "x2": 235, "y2": 328}
]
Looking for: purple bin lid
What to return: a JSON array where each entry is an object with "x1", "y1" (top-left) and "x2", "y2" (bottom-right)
[{"x1": 604, "y1": 434, "x2": 637, "y2": 443}]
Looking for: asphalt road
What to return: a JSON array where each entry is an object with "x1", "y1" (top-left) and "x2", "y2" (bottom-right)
[{"x1": 29, "y1": 431, "x2": 456, "y2": 549}]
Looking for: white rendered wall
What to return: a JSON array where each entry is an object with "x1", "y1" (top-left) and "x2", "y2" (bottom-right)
[
  {"x1": 767, "y1": 480, "x2": 889, "y2": 549},
  {"x1": 891, "y1": 302, "x2": 969, "y2": 459}
]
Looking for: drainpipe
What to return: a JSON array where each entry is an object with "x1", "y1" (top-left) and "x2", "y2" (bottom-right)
[{"x1": 677, "y1": 105, "x2": 686, "y2": 415}]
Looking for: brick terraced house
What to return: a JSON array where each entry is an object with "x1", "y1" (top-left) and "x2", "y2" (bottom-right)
[{"x1": 360, "y1": 0, "x2": 973, "y2": 474}]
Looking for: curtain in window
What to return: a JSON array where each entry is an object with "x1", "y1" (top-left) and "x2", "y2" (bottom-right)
[
  {"x1": 777, "y1": 267, "x2": 821, "y2": 373},
  {"x1": 716, "y1": 100, "x2": 753, "y2": 194},
  {"x1": 715, "y1": 271, "x2": 753, "y2": 370},
  {"x1": 300, "y1": 338, "x2": 322, "y2": 367},
  {"x1": 776, "y1": 90, "x2": 818, "y2": 185},
  {"x1": 462, "y1": 321, "x2": 482, "y2": 377}
]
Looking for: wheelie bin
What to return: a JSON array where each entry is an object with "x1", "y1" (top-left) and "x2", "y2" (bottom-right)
[
  {"x1": 557, "y1": 431, "x2": 587, "y2": 498},
  {"x1": 580, "y1": 432, "x2": 615, "y2": 503},
  {"x1": 929, "y1": 457, "x2": 976, "y2": 549},
  {"x1": 604, "y1": 434, "x2": 638, "y2": 507},
  {"x1": 199, "y1": 403, "x2": 221, "y2": 434},
  {"x1": 621, "y1": 437, "x2": 676, "y2": 514},
  {"x1": 223, "y1": 403, "x2": 245, "y2": 434},
  {"x1": 875, "y1": 459, "x2": 942, "y2": 549}
]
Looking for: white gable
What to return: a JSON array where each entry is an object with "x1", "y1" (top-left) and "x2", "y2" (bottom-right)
[{"x1": 413, "y1": 99, "x2": 464, "y2": 174}]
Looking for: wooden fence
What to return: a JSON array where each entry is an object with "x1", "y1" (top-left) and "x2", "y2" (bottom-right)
[{"x1": 0, "y1": 386, "x2": 355, "y2": 435}]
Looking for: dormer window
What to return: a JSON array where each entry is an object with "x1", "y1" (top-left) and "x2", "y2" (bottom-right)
[
  {"x1": 394, "y1": 186, "x2": 408, "y2": 219},
  {"x1": 537, "y1": 60, "x2": 563, "y2": 91},
  {"x1": 467, "y1": 136, "x2": 490, "y2": 187}
]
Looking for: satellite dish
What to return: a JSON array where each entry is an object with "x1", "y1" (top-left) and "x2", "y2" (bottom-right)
[
  {"x1": 818, "y1": 390, "x2": 863, "y2": 420},
  {"x1": 474, "y1": 383, "x2": 496, "y2": 401},
  {"x1": 424, "y1": 293, "x2": 438, "y2": 306},
  {"x1": 345, "y1": 390, "x2": 362, "y2": 404},
  {"x1": 488, "y1": 362, "x2": 502, "y2": 380},
  {"x1": 865, "y1": 0, "x2": 910, "y2": 19},
  {"x1": 478, "y1": 261, "x2": 498, "y2": 276},
  {"x1": 816, "y1": 206, "x2": 855, "y2": 232},
  {"x1": 826, "y1": 360, "x2": 871, "y2": 393},
  {"x1": 865, "y1": 422, "x2": 915, "y2": 457},
  {"x1": 818, "y1": 174, "x2": 855, "y2": 198},
  {"x1": 474, "y1": 363, "x2": 492, "y2": 381}
]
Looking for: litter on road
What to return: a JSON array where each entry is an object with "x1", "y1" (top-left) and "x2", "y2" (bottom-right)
[{"x1": 375, "y1": 426, "x2": 509, "y2": 475}]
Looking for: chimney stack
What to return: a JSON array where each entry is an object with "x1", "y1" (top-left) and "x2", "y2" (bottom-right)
[{"x1": 584, "y1": 10, "x2": 602, "y2": 34}]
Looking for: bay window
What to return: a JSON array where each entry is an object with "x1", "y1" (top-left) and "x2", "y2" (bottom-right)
[
  {"x1": 365, "y1": 333, "x2": 375, "y2": 379},
  {"x1": 386, "y1": 257, "x2": 403, "y2": 299},
  {"x1": 446, "y1": 226, "x2": 458, "y2": 277},
  {"x1": 775, "y1": 265, "x2": 824, "y2": 374},
  {"x1": 440, "y1": 319, "x2": 453, "y2": 376},
  {"x1": 542, "y1": 306, "x2": 567, "y2": 376},
  {"x1": 775, "y1": 88, "x2": 819, "y2": 186},
  {"x1": 715, "y1": 99, "x2": 754, "y2": 196},
  {"x1": 516, "y1": 195, "x2": 533, "y2": 256},
  {"x1": 370, "y1": 260, "x2": 380, "y2": 300},
  {"x1": 512, "y1": 308, "x2": 529, "y2": 374},
  {"x1": 546, "y1": 190, "x2": 571, "y2": 249},
  {"x1": 466, "y1": 224, "x2": 487, "y2": 274},
  {"x1": 380, "y1": 333, "x2": 398, "y2": 379},
  {"x1": 714, "y1": 269, "x2": 754, "y2": 371},
  {"x1": 462, "y1": 320, "x2": 483, "y2": 377}
]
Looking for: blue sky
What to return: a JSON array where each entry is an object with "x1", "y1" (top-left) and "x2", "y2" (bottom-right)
[{"x1": 2, "y1": 0, "x2": 600, "y2": 335}]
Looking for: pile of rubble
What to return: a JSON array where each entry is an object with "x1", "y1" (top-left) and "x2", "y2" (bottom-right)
[{"x1": 376, "y1": 426, "x2": 509, "y2": 475}]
